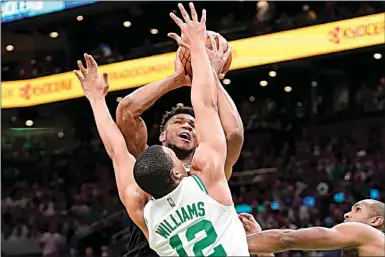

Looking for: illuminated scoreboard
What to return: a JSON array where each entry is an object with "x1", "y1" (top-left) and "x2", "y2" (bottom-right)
[{"x1": 1, "y1": 1, "x2": 98, "y2": 23}]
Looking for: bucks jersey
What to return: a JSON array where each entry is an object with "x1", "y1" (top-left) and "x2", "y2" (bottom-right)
[{"x1": 143, "y1": 175, "x2": 250, "y2": 256}]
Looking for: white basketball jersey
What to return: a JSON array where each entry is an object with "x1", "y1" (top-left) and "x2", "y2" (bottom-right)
[{"x1": 143, "y1": 175, "x2": 250, "y2": 256}]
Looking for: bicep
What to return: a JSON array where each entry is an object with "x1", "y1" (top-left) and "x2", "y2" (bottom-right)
[
  {"x1": 116, "y1": 104, "x2": 148, "y2": 158},
  {"x1": 111, "y1": 150, "x2": 137, "y2": 200},
  {"x1": 224, "y1": 132, "x2": 243, "y2": 170},
  {"x1": 192, "y1": 143, "x2": 224, "y2": 183},
  {"x1": 191, "y1": 143, "x2": 233, "y2": 206},
  {"x1": 223, "y1": 134, "x2": 243, "y2": 180},
  {"x1": 192, "y1": 107, "x2": 228, "y2": 195},
  {"x1": 194, "y1": 106, "x2": 227, "y2": 164}
]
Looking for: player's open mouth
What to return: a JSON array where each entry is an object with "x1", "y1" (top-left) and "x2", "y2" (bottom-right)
[{"x1": 178, "y1": 131, "x2": 191, "y2": 142}]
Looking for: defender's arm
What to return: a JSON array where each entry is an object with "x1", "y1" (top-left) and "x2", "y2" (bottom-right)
[
  {"x1": 247, "y1": 222, "x2": 372, "y2": 253},
  {"x1": 217, "y1": 80, "x2": 244, "y2": 180},
  {"x1": 89, "y1": 98, "x2": 149, "y2": 238}
]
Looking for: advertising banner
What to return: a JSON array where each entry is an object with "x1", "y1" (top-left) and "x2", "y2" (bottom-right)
[{"x1": 2, "y1": 13, "x2": 384, "y2": 108}]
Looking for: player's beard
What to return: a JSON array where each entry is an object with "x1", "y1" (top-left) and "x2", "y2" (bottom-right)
[{"x1": 167, "y1": 143, "x2": 195, "y2": 160}]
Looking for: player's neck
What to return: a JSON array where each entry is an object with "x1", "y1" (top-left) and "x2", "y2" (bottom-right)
[{"x1": 180, "y1": 155, "x2": 193, "y2": 166}]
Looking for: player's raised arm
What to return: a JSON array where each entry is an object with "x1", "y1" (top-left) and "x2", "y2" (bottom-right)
[
  {"x1": 73, "y1": 54, "x2": 148, "y2": 238},
  {"x1": 168, "y1": 3, "x2": 231, "y2": 205},
  {"x1": 116, "y1": 54, "x2": 191, "y2": 158},
  {"x1": 246, "y1": 222, "x2": 376, "y2": 253},
  {"x1": 168, "y1": 31, "x2": 243, "y2": 181},
  {"x1": 205, "y1": 34, "x2": 243, "y2": 180}
]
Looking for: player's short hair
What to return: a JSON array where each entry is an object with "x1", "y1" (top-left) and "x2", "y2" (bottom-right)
[
  {"x1": 369, "y1": 200, "x2": 385, "y2": 218},
  {"x1": 160, "y1": 104, "x2": 195, "y2": 133},
  {"x1": 133, "y1": 145, "x2": 175, "y2": 199}
]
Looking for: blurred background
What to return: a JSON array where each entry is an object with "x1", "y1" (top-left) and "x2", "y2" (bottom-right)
[{"x1": 1, "y1": 1, "x2": 385, "y2": 257}]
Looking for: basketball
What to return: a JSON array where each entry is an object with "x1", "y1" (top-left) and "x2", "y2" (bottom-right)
[{"x1": 178, "y1": 31, "x2": 232, "y2": 77}]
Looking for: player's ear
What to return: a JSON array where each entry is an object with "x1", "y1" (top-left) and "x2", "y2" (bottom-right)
[
  {"x1": 371, "y1": 216, "x2": 384, "y2": 228},
  {"x1": 159, "y1": 131, "x2": 166, "y2": 144},
  {"x1": 171, "y1": 168, "x2": 183, "y2": 181}
]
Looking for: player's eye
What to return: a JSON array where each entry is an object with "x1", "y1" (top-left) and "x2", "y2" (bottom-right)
[{"x1": 356, "y1": 207, "x2": 361, "y2": 212}]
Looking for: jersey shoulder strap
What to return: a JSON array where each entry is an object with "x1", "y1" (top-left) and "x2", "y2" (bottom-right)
[{"x1": 189, "y1": 175, "x2": 208, "y2": 195}]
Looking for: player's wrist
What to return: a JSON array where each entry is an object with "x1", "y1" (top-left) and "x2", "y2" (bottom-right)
[
  {"x1": 174, "y1": 72, "x2": 189, "y2": 87},
  {"x1": 167, "y1": 72, "x2": 187, "y2": 88},
  {"x1": 189, "y1": 41, "x2": 206, "y2": 54},
  {"x1": 88, "y1": 95, "x2": 106, "y2": 106}
]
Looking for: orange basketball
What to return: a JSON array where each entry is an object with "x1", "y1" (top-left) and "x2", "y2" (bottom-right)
[{"x1": 178, "y1": 31, "x2": 232, "y2": 77}]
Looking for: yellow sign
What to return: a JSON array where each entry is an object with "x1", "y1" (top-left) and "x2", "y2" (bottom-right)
[{"x1": 2, "y1": 13, "x2": 384, "y2": 108}]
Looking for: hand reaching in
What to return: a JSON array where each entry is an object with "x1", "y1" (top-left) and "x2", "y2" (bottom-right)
[
  {"x1": 174, "y1": 48, "x2": 192, "y2": 86},
  {"x1": 238, "y1": 213, "x2": 262, "y2": 235},
  {"x1": 73, "y1": 54, "x2": 109, "y2": 101},
  {"x1": 206, "y1": 32, "x2": 232, "y2": 80},
  {"x1": 239, "y1": 213, "x2": 275, "y2": 257},
  {"x1": 168, "y1": 3, "x2": 207, "y2": 50}
]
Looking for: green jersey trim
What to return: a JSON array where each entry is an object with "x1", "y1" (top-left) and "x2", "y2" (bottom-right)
[{"x1": 191, "y1": 175, "x2": 208, "y2": 194}]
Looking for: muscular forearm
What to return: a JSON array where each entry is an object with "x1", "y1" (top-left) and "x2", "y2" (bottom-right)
[
  {"x1": 217, "y1": 81, "x2": 243, "y2": 136},
  {"x1": 191, "y1": 44, "x2": 218, "y2": 109},
  {"x1": 247, "y1": 230, "x2": 290, "y2": 254},
  {"x1": 116, "y1": 72, "x2": 185, "y2": 157},
  {"x1": 217, "y1": 79, "x2": 244, "y2": 178},
  {"x1": 90, "y1": 98, "x2": 127, "y2": 159},
  {"x1": 118, "y1": 72, "x2": 185, "y2": 118},
  {"x1": 248, "y1": 226, "x2": 358, "y2": 253}
]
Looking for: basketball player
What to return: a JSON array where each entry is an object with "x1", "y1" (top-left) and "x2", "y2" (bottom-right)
[
  {"x1": 75, "y1": 42, "x2": 240, "y2": 257},
  {"x1": 74, "y1": 4, "x2": 246, "y2": 256},
  {"x1": 239, "y1": 199, "x2": 385, "y2": 256},
  {"x1": 115, "y1": 7, "x2": 242, "y2": 257},
  {"x1": 131, "y1": 3, "x2": 249, "y2": 255}
]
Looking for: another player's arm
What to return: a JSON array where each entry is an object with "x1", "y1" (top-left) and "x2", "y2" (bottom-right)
[
  {"x1": 74, "y1": 54, "x2": 148, "y2": 239},
  {"x1": 239, "y1": 213, "x2": 275, "y2": 257},
  {"x1": 91, "y1": 96, "x2": 150, "y2": 238},
  {"x1": 204, "y1": 34, "x2": 243, "y2": 180},
  {"x1": 89, "y1": 96, "x2": 149, "y2": 239},
  {"x1": 116, "y1": 72, "x2": 186, "y2": 158},
  {"x1": 216, "y1": 79, "x2": 244, "y2": 180},
  {"x1": 247, "y1": 222, "x2": 374, "y2": 253},
  {"x1": 190, "y1": 44, "x2": 229, "y2": 203},
  {"x1": 169, "y1": 3, "x2": 231, "y2": 204}
]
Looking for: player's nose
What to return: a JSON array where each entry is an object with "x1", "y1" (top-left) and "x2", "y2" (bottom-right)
[
  {"x1": 344, "y1": 212, "x2": 350, "y2": 220},
  {"x1": 181, "y1": 123, "x2": 192, "y2": 131}
]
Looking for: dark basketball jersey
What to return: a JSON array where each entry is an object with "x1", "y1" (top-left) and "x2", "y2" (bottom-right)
[{"x1": 123, "y1": 216, "x2": 158, "y2": 257}]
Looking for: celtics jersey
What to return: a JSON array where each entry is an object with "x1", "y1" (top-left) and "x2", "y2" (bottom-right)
[{"x1": 143, "y1": 175, "x2": 250, "y2": 256}]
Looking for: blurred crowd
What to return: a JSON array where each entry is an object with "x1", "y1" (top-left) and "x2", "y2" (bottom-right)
[{"x1": 1, "y1": 135, "x2": 122, "y2": 256}]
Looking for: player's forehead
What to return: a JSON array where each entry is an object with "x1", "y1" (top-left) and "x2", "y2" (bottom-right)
[
  {"x1": 169, "y1": 114, "x2": 195, "y2": 124},
  {"x1": 352, "y1": 201, "x2": 368, "y2": 209}
]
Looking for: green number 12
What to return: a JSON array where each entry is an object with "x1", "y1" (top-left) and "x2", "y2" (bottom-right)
[{"x1": 169, "y1": 219, "x2": 227, "y2": 256}]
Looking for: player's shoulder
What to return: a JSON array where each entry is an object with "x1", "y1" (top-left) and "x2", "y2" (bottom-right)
[{"x1": 182, "y1": 174, "x2": 209, "y2": 195}]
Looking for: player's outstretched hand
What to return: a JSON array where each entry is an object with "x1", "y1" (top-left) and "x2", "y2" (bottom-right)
[
  {"x1": 73, "y1": 53, "x2": 109, "y2": 101},
  {"x1": 206, "y1": 32, "x2": 232, "y2": 80},
  {"x1": 238, "y1": 213, "x2": 262, "y2": 235},
  {"x1": 168, "y1": 2, "x2": 206, "y2": 50}
]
